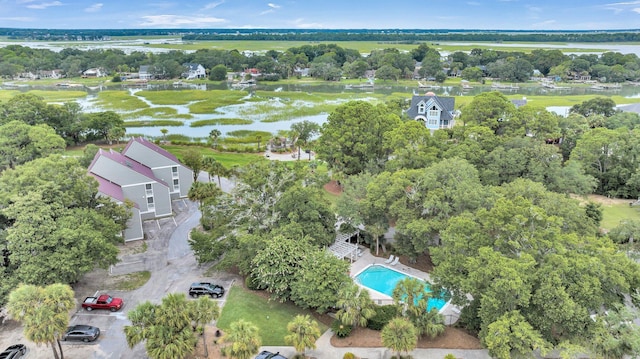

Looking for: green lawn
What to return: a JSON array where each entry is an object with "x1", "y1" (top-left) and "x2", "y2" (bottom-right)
[
  {"x1": 160, "y1": 145, "x2": 264, "y2": 168},
  {"x1": 601, "y1": 202, "x2": 640, "y2": 231},
  {"x1": 216, "y1": 285, "x2": 328, "y2": 346}
]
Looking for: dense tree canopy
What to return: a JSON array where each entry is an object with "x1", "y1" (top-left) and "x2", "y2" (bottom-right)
[
  {"x1": 0, "y1": 155, "x2": 124, "y2": 305},
  {"x1": 430, "y1": 179, "x2": 640, "y2": 357},
  {"x1": 316, "y1": 101, "x2": 401, "y2": 176}
]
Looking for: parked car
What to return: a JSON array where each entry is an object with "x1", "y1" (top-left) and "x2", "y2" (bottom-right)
[
  {"x1": 188, "y1": 282, "x2": 225, "y2": 298},
  {"x1": 255, "y1": 351, "x2": 288, "y2": 359},
  {"x1": 81, "y1": 294, "x2": 124, "y2": 312},
  {"x1": 62, "y1": 325, "x2": 100, "y2": 342},
  {"x1": 0, "y1": 344, "x2": 26, "y2": 359}
]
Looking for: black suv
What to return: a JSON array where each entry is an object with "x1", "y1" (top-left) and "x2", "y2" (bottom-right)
[
  {"x1": 189, "y1": 282, "x2": 225, "y2": 298},
  {"x1": 255, "y1": 351, "x2": 288, "y2": 359},
  {"x1": 0, "y1": 344, "x2": 27, "y2": 359}
]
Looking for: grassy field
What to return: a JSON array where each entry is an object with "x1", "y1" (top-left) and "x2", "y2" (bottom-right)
[
  {"x1": 601, "y1": 202, "x2": 640, "y2": 231},
  {"x1": 160, "y1": 145, "x2": 264, "y2": 168},
  {"x1": 147, "y1": 40, "x2": 608, "y2": 54},
  {"x1": 216, "y1": 285, "x2": 328, "y2": 346}
]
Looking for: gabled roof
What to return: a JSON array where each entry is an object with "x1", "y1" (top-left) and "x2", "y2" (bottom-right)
[
  {"x1": 89, "y1": 149, "x2": 169, "y2": 187},
  {"x1": 91, "y1": 174, "x2": 140, "y2": 209},
  {"x1": 183, "y1": 63, "x2": 202, "y2": 71},
  {"x1": 407, "y1": 94, "x2": 456, "y2": 121},
  {"x1": 122, "y1": 137, "x2": 181, "y2": 164}
]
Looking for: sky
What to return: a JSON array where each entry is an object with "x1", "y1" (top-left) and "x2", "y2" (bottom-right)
[{"x1": 0, "y1": 0, "x2": 639, "y2": 30}]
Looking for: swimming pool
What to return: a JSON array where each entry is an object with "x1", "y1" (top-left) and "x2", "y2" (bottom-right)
[{"x1": 354, "y1": 264, "x2": 448, "y2": 312}]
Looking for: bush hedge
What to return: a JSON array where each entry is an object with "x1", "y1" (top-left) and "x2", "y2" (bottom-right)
[{"x1": 367, "y1": 305, "x2": 398, "y2": 331}]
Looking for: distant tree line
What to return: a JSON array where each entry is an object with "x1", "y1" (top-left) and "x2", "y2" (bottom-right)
[
  {"x1": 183, "y1": 30, "x2": 640, "y2": 43},
  {"x1": 3, "y1": 28, "x2": 640, "y2": 42},
  {"x1": 3, "y1": 42, "x2": 640, "y2": 83}
]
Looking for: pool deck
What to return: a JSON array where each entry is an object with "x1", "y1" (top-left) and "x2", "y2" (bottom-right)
[{"x1": 350, "y1": 248, "x2": 462, "y2": 324}]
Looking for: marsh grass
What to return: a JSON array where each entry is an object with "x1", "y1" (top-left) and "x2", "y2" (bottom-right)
[
  {"x1": 188, "y1": 92, "x2": 247, "y2": 113},
  {"x1": 146, "y1": 40, "x2": 606, "y2": 54},
  {"x1": 137, "y1": 89, "x2": 212, "y2": 105},
  {"x1": 190, "y1": 118, "x2": 252, "y2": 127},
  {"x1": 95, "y1": 90, "x2": 149, "y2": 111},
  {"x1": 125, "y1": 120, "x2": 184, "y2": 127},
  {"x1": 0, "y1": 90, "x2": 20, "y2": 102},
  {"x1": 27, "y1": 90, "x2": 88, "y2": 102},
  {"x1": 123, "y1": 107, "x2": 193, "y2": 120},
  {"x1": 225, "y1": 130, "x2": 273, "y2": 144}
]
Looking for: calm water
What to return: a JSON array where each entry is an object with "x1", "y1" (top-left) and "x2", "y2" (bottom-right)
[
  {"x1": 7, "y1": 80, "x2": 640, "y2": 139},
  {"x1": 355, "y1": 264, "x2": 448, "y2": 312}
]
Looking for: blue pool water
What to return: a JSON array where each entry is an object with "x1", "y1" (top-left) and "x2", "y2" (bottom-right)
[{"x1": 355, "y1": 265, "x2": 448, "y2": 312}]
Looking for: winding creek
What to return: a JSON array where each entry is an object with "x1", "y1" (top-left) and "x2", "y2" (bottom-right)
[{"x1": 7, "y1": 81, "x2": 640, "y2": 139}]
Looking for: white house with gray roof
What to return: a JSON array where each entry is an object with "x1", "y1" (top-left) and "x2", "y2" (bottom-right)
[
  {"x1": 182, "y1": 63, "x2": 206, "y2": 80},
  {"x1": 88, "y1": 138, "x2": 194, "y2": 241},
  {"x1": 407, "y1": 92, "x2": 456, "y2": 130}
]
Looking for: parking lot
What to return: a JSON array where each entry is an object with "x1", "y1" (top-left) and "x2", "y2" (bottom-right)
[{"x1": 0, "y1": 198, "x2": 238, "y2": 358}]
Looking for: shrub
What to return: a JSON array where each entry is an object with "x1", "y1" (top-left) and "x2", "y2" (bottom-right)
[
  {"x1": 331, "y1": 320, "x2": 353, "y2": 338},
  {"x1": 343, "y1": 353, "x2": 356, "y2": 359},
  {"x1": 444, "y1": 354, "x2": 457, "y2": 359},
  {"x1": 245, "y1": 275, "x2": 262, "y2": 290},
  {"x1": 367, "y1": 305, "x2": 398, "y2": 331}
]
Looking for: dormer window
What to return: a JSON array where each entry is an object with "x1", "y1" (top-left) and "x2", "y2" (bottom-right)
[{"x1": 418, "y1": 103, "x2": 426, "y2": 114}]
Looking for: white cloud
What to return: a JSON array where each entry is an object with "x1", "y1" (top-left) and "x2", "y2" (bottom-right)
[
  {"x1": 203, "y1": 1, "x2": 224, "y2": 10},
  {"x1": 259, "y1": 2, "x2": 280, "y2": 15},
  {"x1": 139, "y1": 14, "x2": 226, "y2": 27},
  {"x1": 634, "y1": 6, "x2": 640, "y2": 13},
  {"x1": 84, "y1": 3, "x2": 102, "y2": 12},
  {"x1": 26, "y1": 1, "x2": 62, "y2": 9},
  {"x1": 0, "y1": 16, "x2": 35, "y2": 21},
  {"x1": 606, "y1": 1, "x2": 640, "y2": 5}
]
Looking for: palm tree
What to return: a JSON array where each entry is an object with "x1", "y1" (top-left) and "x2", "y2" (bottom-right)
[
  {"x1": 414, "y1": 306, "x2": 445, "y2": 339},
  {"x1": 7, "y1": 283, "x2": 75, "y2": 359},
  {"x1": 160, "y1": 128, "x2": 169, "y2": 143},
  {"x1": 188, "y1": 181, "x2": 221, "y2": 209},
  {"x1": 335, "y1": 283, "x2": 376, "y2": 328},
  {"x1": 124, "y1": 294, "x2": 197, "y2": 359},
  {"x1": 203, "y1": 156, "x2": 227, "y2": 187},
  {"x1": 381, "y1": 317, "x2": 417, "y2": 359},
  {"x1": 256, "y1": 135, "x2": 262, "y2": 151},
  {"x1": 392, "y1": 277, "x2": 426, "y2": 315},
  {"x1": 291, "y1": 120, "x2": 320, "y2": 160},
  {"x1": 190, "y1": 296, "x2": 220, "y2": 358},
  {"x1": 366, "y1": 221, "x2": 387, "y2": 256},
  {"x1": 284, "y1": 314, "x2": 321, "y2": 356},
  {"x1": 220, "y1": 319, "x2": 261, "y2": 359},
  {"x1": 209, "y1": 129, "x2": 221, "y2": 149}
]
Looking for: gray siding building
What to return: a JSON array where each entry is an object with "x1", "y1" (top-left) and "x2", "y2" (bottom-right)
[{"x1": 88, "y1": 138, "x2": 193, "y2": 241}]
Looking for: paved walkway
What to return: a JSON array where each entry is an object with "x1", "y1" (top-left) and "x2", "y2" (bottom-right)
[{"x1": 261, "y1": 329, "x2": 492, "y2": 359}]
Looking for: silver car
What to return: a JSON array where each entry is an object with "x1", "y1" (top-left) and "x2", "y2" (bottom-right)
[{"x1": 62, "y1": 325, "x2": 100, "y2": 342}]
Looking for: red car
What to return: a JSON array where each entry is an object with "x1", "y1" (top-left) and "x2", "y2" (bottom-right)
[{"x1": 81, "y1": 294, "x2": 124, "y2": 312}]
